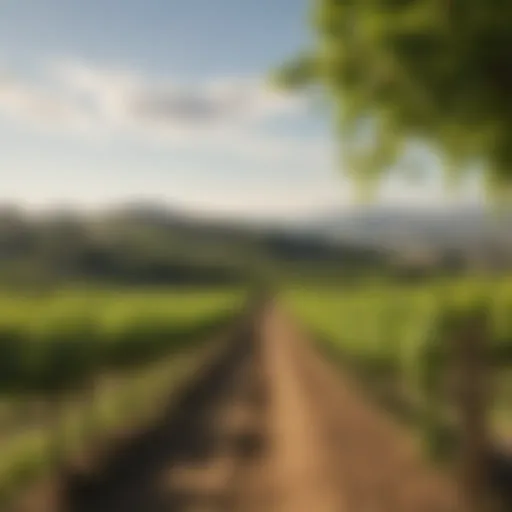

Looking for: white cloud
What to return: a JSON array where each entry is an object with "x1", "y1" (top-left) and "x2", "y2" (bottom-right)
[
  {"x1": 0, "y1": 59, "x2": 484, "y2": 217},
  {"x1": 52, "y1": 60, "x2": 306, "y2": 126},
  {"x1": 0, "y1": 72, "x2": 92, "y2": 130},
  {"x1": 0, "y1": 59, "x2": 327, "y2": 166}
]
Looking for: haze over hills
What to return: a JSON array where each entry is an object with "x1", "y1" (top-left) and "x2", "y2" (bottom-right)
[{"x1": 299, "y1": 204, "x2": 512, "y2": 256}]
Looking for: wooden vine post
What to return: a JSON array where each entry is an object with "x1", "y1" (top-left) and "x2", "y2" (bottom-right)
[{"x1": 454, "y1": 307, "x2": 492, "y2": 512}]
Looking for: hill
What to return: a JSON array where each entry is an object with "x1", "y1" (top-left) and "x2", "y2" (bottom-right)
[{"x1": 0, "y1": 203, "x2": 384, "y2": 287}]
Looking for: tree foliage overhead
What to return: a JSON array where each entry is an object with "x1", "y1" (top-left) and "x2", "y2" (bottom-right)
[{"x1": 275, "y1": 0, "x2": 512, "y2": 195}]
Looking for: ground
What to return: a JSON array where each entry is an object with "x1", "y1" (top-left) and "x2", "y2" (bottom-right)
[{"x1": 14, "y1": 303, "x2": 478, "y2": 511}]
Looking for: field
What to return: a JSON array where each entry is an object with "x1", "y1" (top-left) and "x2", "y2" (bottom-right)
[
  {"x1": 0, "y1": 286, "x2": 246, "y2": 506},
  {"x1": 285, "y1": 277, "x2": 512, "y2": 459},
  {"x1": 2, "y1": 279, "x2": 512, "y2": 510}
]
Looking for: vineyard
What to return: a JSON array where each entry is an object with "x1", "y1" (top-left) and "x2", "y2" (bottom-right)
[
  {"x1": 2, "y1": 279, "x2": 512, "y2": 510},
  {"x1": 0, "y1": 287, "x2": 245, "y2": 506},
  {"x1": 286, "y1": 278, "x2": 512, "y2": 461}
]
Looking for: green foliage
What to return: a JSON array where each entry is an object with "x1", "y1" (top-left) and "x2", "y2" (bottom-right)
[
  {"x1": 0, "y1": 324, "x2": 30, "y2": 394},
  {"x1": 0, "y1": 287, "x2": 245, "y2": 505},
  {"x1": 0, "y1": 288, "x2": 245, "y2": 399},
  {"x1": 286, "y1": 276, "x2": 512, "y2": 460},
  {"x1": 277, "y1": 0, "x2": 512, "y2": 192},
  {"x1": 28, "y1": 312, "x2": 99, "y2": 395}
]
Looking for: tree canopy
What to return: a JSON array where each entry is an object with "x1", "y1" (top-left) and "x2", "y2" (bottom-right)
[{"x1": 275, "y1": 0, "x2": 512, "y2": 196}]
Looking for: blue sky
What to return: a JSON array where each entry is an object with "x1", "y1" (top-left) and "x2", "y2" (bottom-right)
[{"x1": 0, "y1": 0, "x2": 480, "y2": 220}]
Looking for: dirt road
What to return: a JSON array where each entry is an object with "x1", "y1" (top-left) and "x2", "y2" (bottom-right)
[{"x1": 22, "y1": 303, "x2": 469, "y2": 511}]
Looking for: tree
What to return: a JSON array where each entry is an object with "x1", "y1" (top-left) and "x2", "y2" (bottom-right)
[
  {"x1": 275, "y1": 3, "x2": 512, "y2": 508},
  {"x1": 275, "y1": 0, "x2": 512, "y2": 197}
]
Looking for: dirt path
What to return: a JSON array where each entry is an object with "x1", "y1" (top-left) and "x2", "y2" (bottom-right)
[{"x1": 17, "y1": 303, "x2": 473, "y2": 512}]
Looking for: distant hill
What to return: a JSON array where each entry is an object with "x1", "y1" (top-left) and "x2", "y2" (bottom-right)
[
  {"x1": 0, "y1": 203, "x2": 384, "y2": 286},
  {"x1": 301, "y1": 204, "x2": 512, "y2": 255}
]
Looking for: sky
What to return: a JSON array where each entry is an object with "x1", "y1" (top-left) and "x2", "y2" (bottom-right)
[{"x1": 0, "y1": 0, "x2": 483, "y2": 221}]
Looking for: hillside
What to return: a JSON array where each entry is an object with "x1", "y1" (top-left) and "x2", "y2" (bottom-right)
[{"x1": 0, "y1": 203, "x2": 384, "y2": 286}]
